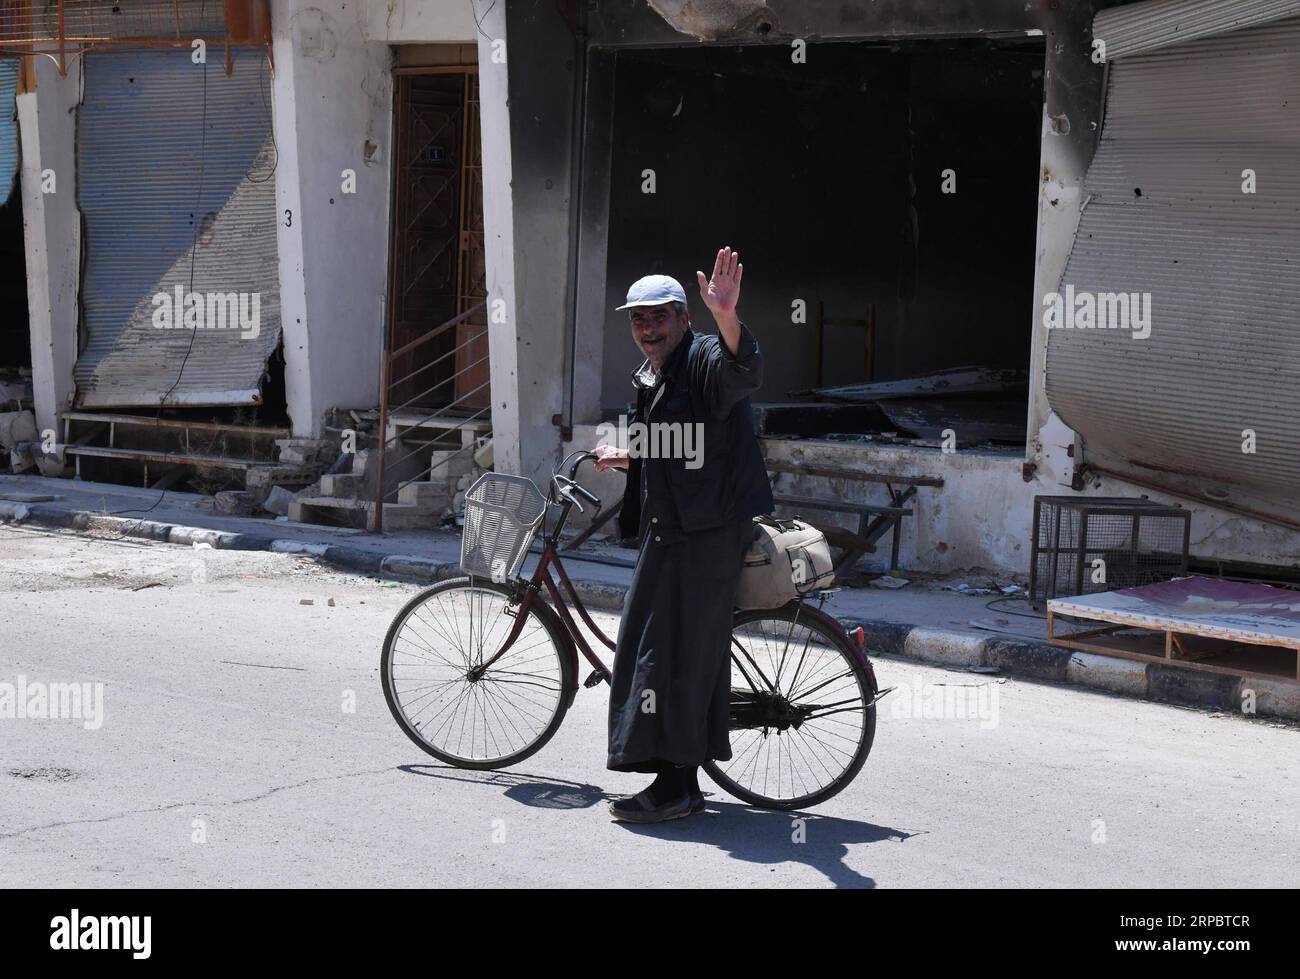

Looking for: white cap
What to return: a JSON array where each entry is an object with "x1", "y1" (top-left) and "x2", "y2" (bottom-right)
[{"x1": 615, "y1": 274, "x2": 687, "y2": 311}]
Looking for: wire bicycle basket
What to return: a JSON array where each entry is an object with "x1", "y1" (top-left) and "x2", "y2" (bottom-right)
[{"x1": 460, "y1": 472, "x2": 548, "y2": 581}]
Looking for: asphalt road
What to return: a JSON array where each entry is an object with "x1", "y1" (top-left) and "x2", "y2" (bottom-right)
[{"x1": 2, "y1": 524, "x2": 1297, "y2": 888}]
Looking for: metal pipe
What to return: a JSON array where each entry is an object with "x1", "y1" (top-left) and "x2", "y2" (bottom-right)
[
  {"x1": 388, "y1": 302, "x2": 485, "y2": 361},
  {"x1": 388, "y1": 351, "x2": 490, "y2": 416}
]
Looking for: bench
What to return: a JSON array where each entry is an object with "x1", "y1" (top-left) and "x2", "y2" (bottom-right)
[
  {"x1": 562, "y1": 459, "x2": 943, "y2": 573},
  {"x1": 766, "y1": 460, "x2": 944, "y2": 572}
]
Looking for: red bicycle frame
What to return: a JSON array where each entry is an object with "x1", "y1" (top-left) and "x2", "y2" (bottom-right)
[{"x1": 470, "y1": 452, "x2": 880, "y2": 702}]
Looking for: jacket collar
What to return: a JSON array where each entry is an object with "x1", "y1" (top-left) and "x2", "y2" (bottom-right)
[{"x1": 631, "y1": 327, "x2": 694, "y2": 391}]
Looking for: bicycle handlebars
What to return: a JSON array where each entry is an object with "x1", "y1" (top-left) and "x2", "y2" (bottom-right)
[
  {"x1": 566, "y1": 451, "x2": 598, "y2": 480},
  {"x1": 552, "y1": 451, "x2": 602, "y2": 513}
]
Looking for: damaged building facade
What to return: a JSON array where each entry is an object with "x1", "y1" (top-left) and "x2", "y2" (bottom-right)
[
  {"x1": 478, "y1": 0, "x2": 1299, "y2": 577},
  {"x1": 3, "y1": 0, "x2": 1297, "y2": 574}
]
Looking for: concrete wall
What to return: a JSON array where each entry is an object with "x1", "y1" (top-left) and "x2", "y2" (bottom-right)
[
  {"x1": 473, "y1": 0, "x2": 577, "y2": 489},
  {"x1": 272, "y1": 0, "x2": 392, "y2": 436},
  {"x1": 768, "y1": 435, "x2": 1299, "y2": 576},
  {"x1": 575, "y1": 418, "x2": 1297, "y2": 575},
  {"x1": 17, "y1": 56, "x2": 80, "y2": 462},
  {"x1": 361, "y1": 0, "x2": 478, "y2": 43},
  {"x1": 574, "y1": 417, "x2": 1038, "y2": 575},
  {"x1": 764, "y1": 437, "x2": 1034, "y2": 574}
]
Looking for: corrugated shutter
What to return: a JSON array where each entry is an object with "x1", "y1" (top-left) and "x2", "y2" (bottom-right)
[
  {"x1": 1094, "y1": 0, "x2": 1300, "y2": 60},
  {"x1": 0, "y1": 58, "x2": 18, "y2": 202},
  {"x1": 1045, "y1": 16, "x2": 1300, "y2": 527},
  {"x1": 74, "y1": 48, "x2": 281, "y2": 407}
]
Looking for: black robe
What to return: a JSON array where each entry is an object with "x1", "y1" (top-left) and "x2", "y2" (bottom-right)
[{"x1": 606, "y1": 324, "x2": 772, "y2": 773}]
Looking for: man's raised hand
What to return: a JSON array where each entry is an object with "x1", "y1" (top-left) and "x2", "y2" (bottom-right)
[{"x1": 697, "y1": 246, "x2": 743, "y2": 319}]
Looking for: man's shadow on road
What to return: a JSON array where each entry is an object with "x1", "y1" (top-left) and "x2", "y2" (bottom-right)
[{"x1": 400, "y1": 764, "x2": 915, "y2": 888}]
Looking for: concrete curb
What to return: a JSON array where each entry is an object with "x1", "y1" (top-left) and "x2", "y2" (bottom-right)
[
  {"x1": 841, "y1": 615, "x2": 1298, "y2": 724},
  {"x1": 0, "y1": 499, "x2": 629, "y2": 613},
  {"x1": 4, "y1": 500, "x2": 1294, "y2": 720}
]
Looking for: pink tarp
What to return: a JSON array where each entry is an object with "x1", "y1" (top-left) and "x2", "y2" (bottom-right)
[{"x1": 1049, "y1": 576, "x2": 1300, "y2": 647}]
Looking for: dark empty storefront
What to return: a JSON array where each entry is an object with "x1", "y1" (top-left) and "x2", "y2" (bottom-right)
[{"x1": 601, "y1": 39, "x2": 1044, "y2": 440}]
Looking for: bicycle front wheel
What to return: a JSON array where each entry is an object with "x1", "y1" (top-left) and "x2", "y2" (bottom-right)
[
  {"x1": 381, "y1": 577, "x2": 574, "y2": 769},
  {"x1": 705, "y1": 604, "x2": 877, "y2": 810}
]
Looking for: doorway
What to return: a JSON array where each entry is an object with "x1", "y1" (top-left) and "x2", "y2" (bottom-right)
[
  {"x1": 387, "y1": 67, "x2": 488, "y2": 415},
  {"x1": 600, "y1": 38, "x2": 1045, "y2": 443}
]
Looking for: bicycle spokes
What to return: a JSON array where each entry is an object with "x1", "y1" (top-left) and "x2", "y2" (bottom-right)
[
  {"x1": 386, "y1": 584, "x2": 566, "y2": 765},
  {"x1": 720, "y1": 613, "x2": 872, "y2": 806}
]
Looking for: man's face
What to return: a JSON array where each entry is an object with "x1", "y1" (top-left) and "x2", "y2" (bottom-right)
[{"x1": 629, "y1": 303, "x2": 689, "y2": 368}]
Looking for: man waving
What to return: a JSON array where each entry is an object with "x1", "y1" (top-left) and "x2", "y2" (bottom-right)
[{"x1": 594, "y1": 246, "x2": 774, "y2": 822}]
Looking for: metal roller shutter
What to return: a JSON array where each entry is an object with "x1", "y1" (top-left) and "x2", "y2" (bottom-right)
[
  {"x1": 1092, "y1": 0, "x2": 1300, "y2": 60},
  {"x1": 74, "y1": 47, "x2": 281, "y2": 407},
  {"x1": 1046, "y1": 12, "x2": 1300, "y2": 528},
  {"x1": 0, "y1": 58, "x2": 18, "y2": 202}
]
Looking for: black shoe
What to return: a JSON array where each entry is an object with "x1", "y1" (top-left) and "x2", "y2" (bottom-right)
[
  {"x1": 689, "y1": 791, "x2": 706, "y2": 814},
  {"x1": 609, "y1": 789, "x2": 697, "y2": 823}
]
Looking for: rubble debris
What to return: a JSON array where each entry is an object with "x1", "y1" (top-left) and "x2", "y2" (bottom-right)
[
  {"x1": 751, "y1": 402, "x2": 887, "y2": 437},
  {"x1": 262, "y1": 485, "x2": 297, "y2": 517},
  {"x1": 214, "y1": 490, "x2": 261, "y2": 517},
  {"x1": 799, "y1": 367, "x2": 1028, "y2": 403},
  {"x1": 870, "y1": 575, "x2": 911, "y2": 590},
  {"x1": 875, "y1": 397, "x2": 1025, "y2": 444},
  {"x1": 947, "y1": 582, "x2": 996, "y2": 596},
  {"x1": 0, "y1": 410, "x2": 38, "y2": 473},
  {"x1": 770, "y1": 368, "x2": 1030, "y2": 445}
]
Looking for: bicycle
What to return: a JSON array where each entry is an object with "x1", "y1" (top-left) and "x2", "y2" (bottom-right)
[{"x1": 381, "y1": 451, "x2": 887, "y2": 810}]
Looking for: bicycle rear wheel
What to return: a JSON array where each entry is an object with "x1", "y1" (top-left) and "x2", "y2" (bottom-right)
[
  {"x1": 381, "y1": 578, "x2": 574, "y2": 769},
  {"x1": 705, "y1": 604, "x2": 876, "y2": 810}
]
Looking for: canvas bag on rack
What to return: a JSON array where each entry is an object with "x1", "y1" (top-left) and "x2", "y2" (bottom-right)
[{"x1": 735, "y1": 515, "x2": 836, "y2": 610}]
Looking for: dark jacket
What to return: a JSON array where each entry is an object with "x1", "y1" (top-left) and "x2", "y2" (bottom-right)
[{"x1": 618, "y1": 323, "x2": 773, "y2": 538}]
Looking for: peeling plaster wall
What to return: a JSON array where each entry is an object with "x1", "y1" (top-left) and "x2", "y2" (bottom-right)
[
  {"x1": 361, "y1": 0, "x2": 477, "y2": 43},
  {"x1": 763, "y1": 438, "x2": 1035, "y2": 575},
  {"x1": 762, "y1": 439, "x2": 1300, "y2": 575},
  {"x1": 272, "y1": 0, "x2": 392, "y2": 434}
]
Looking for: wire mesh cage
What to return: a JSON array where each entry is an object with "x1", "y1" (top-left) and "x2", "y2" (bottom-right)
[
  {"x1": 460, "y1": 472, "x2": 548, "y2": 581},
  {"x1": 1029, "y1": 497, "x2": 1190, "y2": 610}
]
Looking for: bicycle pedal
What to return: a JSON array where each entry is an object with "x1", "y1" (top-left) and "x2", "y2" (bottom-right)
[{"x1": 583, "y1": 668, "x2": 611, "y2": 688}]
